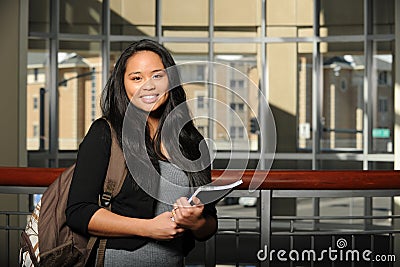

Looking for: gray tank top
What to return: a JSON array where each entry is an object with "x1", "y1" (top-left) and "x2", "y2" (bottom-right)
[{"x1": 104, "y1": 160, "x2": 190, "y2": 267}]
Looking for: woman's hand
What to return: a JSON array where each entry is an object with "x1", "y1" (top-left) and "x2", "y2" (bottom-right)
[
  {"x1": 172, "y1": 197, "x2": 205, "y2": 231},
  {"x1": 87, "y1": 199, "x2": 215, "y2": 241},
  {"x1": 172, "y1": 196, "x2": 217, "y2": 240},
  {"x1": 147, "y1": 211, "x2": 186, "y2": 240}
]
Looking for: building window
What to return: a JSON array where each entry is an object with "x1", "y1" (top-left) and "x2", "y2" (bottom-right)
[
  {"x1": 230, "y1": 80, "x2": 236, "y2": 88},
  {"x1": 197, "y1": 95, "x2": 205, "y2": 109},
  {"x1": 34, "y1": 68, "x2": 39, "y2": 81},
  {"x1": 229, "y1": 126, "x2": 245, "y2": 139},
  {"x1": 378, "y1": 98, "x2": 388, "y2": 113},
  {"x1": 230, "y1": 126, "x2": 236, "y2": 139},
  {"x1": 33, "y1": 96, "x2": 38, "y2": 110},
  {"x1": 340, "y1": 78, "x2": 347, "y2": 92},
  {"x1": 229, "y1": 79, "x2": 244, "y2": 89},
  {"x1": 33, "y1": 124, "x2": 39, "y2": 137},
  {"x1": 378, "y1": 71, "x2": 388, "y2": 85},
  {"x1": 197, "y1": 65, "x2": 205, "y2": 80},
  {"x1": 238, "y1": 126, "x2": 244, "y2": 138},
  {"x1": 229, "y1": 103, "x2": 244, "y2": 112}
]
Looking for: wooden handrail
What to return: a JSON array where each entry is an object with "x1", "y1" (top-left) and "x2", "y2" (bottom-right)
[{"x1": 0, "y1": 167, "x2": 400, "y2": 190}]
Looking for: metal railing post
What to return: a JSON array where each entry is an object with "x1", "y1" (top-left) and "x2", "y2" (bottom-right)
[
  {"x1": 260, "y1": 189, "x2": 272, "y2": 267},
  {"x1": 205, "y1": 235, "x2": 216, "y2": 267}
]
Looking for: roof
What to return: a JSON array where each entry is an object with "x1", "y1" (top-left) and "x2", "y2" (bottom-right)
[{"x1": 27, "y1": 52, "x2": 89, "y2": 69}]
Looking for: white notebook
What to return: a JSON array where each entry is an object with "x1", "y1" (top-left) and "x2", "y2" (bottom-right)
[{"x1": 188, "y1": 179, "x2": 243, "y2": 204}]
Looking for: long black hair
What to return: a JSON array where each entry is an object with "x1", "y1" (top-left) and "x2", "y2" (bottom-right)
[{"x1": 101, "y1": 39, "x2": 210, "y2": 191}]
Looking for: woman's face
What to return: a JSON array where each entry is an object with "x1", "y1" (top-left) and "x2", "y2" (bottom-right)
[{"x1": 124, "y1": 50, "x2": 169, "y2": 113}]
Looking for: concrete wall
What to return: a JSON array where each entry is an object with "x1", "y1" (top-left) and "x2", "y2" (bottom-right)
[
  {"x1": 0, "y1": 1, "x2": 27, "y2": 166},
  {"x1": 0, "y1": 1, "x2": 28, "y2": 266}
]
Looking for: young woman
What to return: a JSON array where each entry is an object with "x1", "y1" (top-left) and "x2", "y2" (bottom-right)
[{"x1": 66, "y1": 39, "x2": 217, "y2": 266}]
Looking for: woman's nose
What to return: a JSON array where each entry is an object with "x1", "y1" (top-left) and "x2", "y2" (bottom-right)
[{"x1": 141, "y1": 78, "x2": 155, "y2": 90}]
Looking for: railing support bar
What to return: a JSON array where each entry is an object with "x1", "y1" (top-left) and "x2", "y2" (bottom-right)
[
  {"x1": 205, "y1": 233, "x2": 216, "y2": 267},
  {"x1": 260, "y1": 190, "x2": 272, "y2": 267}
]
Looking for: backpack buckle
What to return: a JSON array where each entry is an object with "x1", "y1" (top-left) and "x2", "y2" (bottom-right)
[{"x1": 100, "y1": 192, "x2": 112, "y2": 207}]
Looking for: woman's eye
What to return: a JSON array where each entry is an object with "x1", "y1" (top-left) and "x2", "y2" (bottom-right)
[
  {"x1": 152, "y1": 73, "x2": 164, "y2": 79},
  {"x1": 132, "y1": 76, "x2": 141, "y2": 81}
]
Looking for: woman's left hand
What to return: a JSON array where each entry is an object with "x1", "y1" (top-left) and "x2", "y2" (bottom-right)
[{"x1": 172, "y1": 197, "x2": 205, "y2": 231}]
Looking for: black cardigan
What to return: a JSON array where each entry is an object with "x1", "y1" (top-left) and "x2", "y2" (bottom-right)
[{"x1": 65, "y1": 118, "x2": 216, "y2": 254}]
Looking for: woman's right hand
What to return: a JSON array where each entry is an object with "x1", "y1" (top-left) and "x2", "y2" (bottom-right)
[{"x1": 147, "y1": 211, "x2": 186, "y2": 240}]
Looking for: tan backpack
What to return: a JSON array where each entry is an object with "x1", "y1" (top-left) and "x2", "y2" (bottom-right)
[{"x1": 19, "y1": 120, "x2": 127, "y2": 267}]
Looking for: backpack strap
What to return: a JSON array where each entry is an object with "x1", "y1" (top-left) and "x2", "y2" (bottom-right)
[
  {"x1": 100, "y1": 119, "x2": 127, "y2": 208},
  {"x1": 87, "y1": 118, "x2": 128, "y2": 267}
]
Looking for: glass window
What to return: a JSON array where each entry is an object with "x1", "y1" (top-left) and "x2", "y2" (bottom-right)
[
  {"x1": 272, "y1": 159, "x2": 312, "y2": 170},
  {"x1": 268, "y1": 43, "x2": 312, "y2": 153},
  {"x1": 198, "y1": 95, "x2": 205, "y2": 109},
  {"x1": 60, "y1": 0, "x2": 103, "y2": 34},
  {"x1": 320, "y1": 0, "x2": 363, "y2": 36},
  {"x1": 214, "y1": 0, "x2": 260, "y2": 38},
  {"x1": 320, "y1": 160, "x2": 363, "y2": 170},
  {"x1": 25, "y1": 0, "x2": 397, "y2": 170},
  {"x1": 378, "y1": 98, "x2": 388, "y2": 113},
  {"x1": 58, "y1": 41, "x2": 102, "y2": 150},
  {"x1": 238, "y1": 126, "x2": 244, "y2": 139},
  {"x1": 297, "y1": 39, "x2": 314, "y2": 149},
  {"x1": 320, "y1": 42, "x2": 364, "y2": 152},
  {"x1": 27, "y1": 39, "x2": 50, "y2": 151},
  {"x1": 29, "y1": 0, "x2": 50, "y2": 33},
  {"x1": 372, "y1": 0, "x2": 394, "y2": 34},
  {"x1": 266, "y1": 0, "x2": 313, "y2": 37},
  {"x1": 110, "y1": 0, "x2": 155, "y2": 36},
  {"x1": 33, "y1": 124, "x2": 39, "y2": 137},
  {"x1": 230, "y1": 126, "x2": 236, "y2": 139},
  {"x1": 371, "y1": 41, "x2": 394, "y2": 153},
  {"x1": 197, "y1": 65, "x2": 205, "y2": 80},
  {"x1": 34, "y1": 68, "x2": 39, "y2": 81},
  {"x1": 162, "y1": 0, "x2": 208, "y2": 38},
  {"x1": 110, "y1": 41, "x2": 133, "y2": 66},
  {"x1": 163, "y1": 42, "x2": 209, "y2": 138},
  {"x1": 369, "y1": 161, "x2": 394, "y2": 170},
  {"x1": 214, "y1": 43, "x2": 259, "y2": 152},
  {"x1": 33, "y1": 97, "x2": 39, "y2": 110}
]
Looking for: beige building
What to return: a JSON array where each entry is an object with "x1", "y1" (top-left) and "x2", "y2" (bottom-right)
[
  {"x1": 27, "y1": 53, "x2": 103, "y2": 150},
  {"x1": 27, "y1": 55, "x2": 261, "y2": 150}
]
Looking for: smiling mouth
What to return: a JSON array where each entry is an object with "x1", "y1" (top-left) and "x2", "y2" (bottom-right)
[{"x1": 140, "y1": 94, "x2": 159, "y2": 104}]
